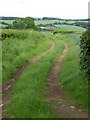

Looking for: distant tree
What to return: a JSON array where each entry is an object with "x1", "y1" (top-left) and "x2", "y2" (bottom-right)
[
  {"x1": 24, "y1": 17, "x2": 35, "y2": 29},
  {"x1": 13, "y1": 18, "x2": 24, "y2": 29},
  {"x1": 12, "y1": 17, "x2": 36, "y2": 29}
]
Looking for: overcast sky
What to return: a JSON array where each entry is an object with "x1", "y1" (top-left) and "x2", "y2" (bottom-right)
[{"x1": 0, "y1": 0, "x2": 89, "y2": 19}]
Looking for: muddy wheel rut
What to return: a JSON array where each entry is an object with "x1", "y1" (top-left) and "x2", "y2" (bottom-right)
[
  {"x1": 1, "y1": 41, "x2": 55, "y2": 117},
  {"x1": 47, "y1": 43, "x2": 88, "y2": 118}
]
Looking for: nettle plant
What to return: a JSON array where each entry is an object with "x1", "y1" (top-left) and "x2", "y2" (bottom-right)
[{"x1": 80, "y1": 30, "x2": 90, "y2": 81}]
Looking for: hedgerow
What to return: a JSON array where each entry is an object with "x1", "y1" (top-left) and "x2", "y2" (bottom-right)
[
  {"x1": 53, "y1": 30, "x2": 76, "y2": 34},
  {"x1": 80, "y1": 30, "x2": 90, "y2": 81},
  {"x1": 1, "y1": 29, "x2": 29, "y2": 40}
]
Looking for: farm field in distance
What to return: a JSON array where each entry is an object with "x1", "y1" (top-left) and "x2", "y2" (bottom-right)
[
  {"x1": 0, "y1": 18, "x2": 88, "y2": 29},
  {"x1": 1, "y1": 17, "x2": 89, "y2": 118}
]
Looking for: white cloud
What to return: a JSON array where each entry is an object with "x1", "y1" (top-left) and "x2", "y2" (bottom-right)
[{"x1": 0, "y1": 0, "x2": 89, "y2": 19}]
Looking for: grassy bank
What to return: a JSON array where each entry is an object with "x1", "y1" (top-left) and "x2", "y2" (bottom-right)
[
  {"x1": 4, "y1": 37, "x2": 64, "y2": 118},
  {"x1": 2, "y1": 30, "x2": 51, "y2": 84},
  {"x1": 59, "y1": 35, "x2": 88, "y2": 110}
]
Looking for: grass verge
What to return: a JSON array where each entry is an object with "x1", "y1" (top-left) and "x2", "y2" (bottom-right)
[{"x1": 59, "y1": 36, "x2": 88, "y2": 111}]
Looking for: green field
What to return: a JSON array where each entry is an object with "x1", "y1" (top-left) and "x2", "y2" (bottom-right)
[
  {"x1": 0, "y1": 19, "x2": 88, "y2": 25},
  {"x1": 35, "y1": 20, "x2": 64, "y2": 25},
  {"x1": 35, "y1": 19, "x2": 88, "y2": 25},
  {"x1": 0, "y1": 19, "x2": 88, "y2": 29},
  {"x1": 0, "y1": 20, "x2": 14, "y2": 24},
  {"x1": 2, "y1": 24, "x2": 88, "y2": 118},
  {"x1": 0, "y1": 20, "x2": 14, "y2": 28},
  {"x1": 54, "y1": 25, "x2": 86, "y2": 31}
]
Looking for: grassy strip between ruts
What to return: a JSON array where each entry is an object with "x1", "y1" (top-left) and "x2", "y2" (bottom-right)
[
  {"x1": 4, "y1": 37, "x2": 64, "y2": 118},
  {"x1": 59, "y1": 35, "x2": 88, "y2": 111},
  {"x1": 2, "y1": 30, "x2": 51, "y2": 84}
]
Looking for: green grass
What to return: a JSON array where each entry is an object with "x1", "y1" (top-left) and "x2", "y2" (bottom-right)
[
  {"x1": 35, "y1": 20, "x2": 64, "y2": 25},
  {"x1": 4, "y1": 37, "x2": 64, "y2": 118},
  {"x1": 54, "y1": 25, "x2": 86, "y2": 32},
  {"x1": 59, "y1": 36, "x2": 88, "y2": 110},
  {"x1": 2, "y1": 30, "x2": 51, "y2": 84},
  {"x1": 35, "y1": 19, "x2": 88, "y2": 26},
  {"x1": 2, "y1": 25, "x2": 88, "y2": 118}
]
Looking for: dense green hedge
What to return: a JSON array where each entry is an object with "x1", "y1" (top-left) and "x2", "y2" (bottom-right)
[
  {"x1": 80, "y1": 30, "x2": 90, "y2": 81},
  {"x1": 1, "y1": 29, "x2": 29, "y2": 40},
  {"x1": 53, "y1": 30, "x2": 76, "y2": 34}
]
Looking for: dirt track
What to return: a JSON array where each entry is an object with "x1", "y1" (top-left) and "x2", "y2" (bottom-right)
[
  {"x1": 1, "y1": 41, "x2": 88, "y2": 118},
  {"x1": 47, "y1": 43, "x2": 88, "y2": 118}
]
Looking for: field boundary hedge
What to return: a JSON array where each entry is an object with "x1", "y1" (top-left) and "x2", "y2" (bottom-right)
[{"x1": 80, "y1": 30, "x2": 90, "y2": 81}]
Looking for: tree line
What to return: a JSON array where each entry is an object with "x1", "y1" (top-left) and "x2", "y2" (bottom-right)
[{"x1": 0, "y1": 16, "x2": 17, "y2": 20}]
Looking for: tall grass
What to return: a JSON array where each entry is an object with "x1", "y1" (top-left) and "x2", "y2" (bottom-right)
[
  {"x1": 2, "y1": 30, "x2": 51, "y2": 83},
  {"x1": 59, "y1": 37, "x2": 88, "y2": 110}
]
